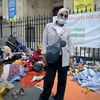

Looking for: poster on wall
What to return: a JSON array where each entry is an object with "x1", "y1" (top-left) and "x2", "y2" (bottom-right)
[
  {"x1": 53, "y1": 11, "x2": 100, "y2": 48},
  {"x1": 74, "y1": 0, "x2": 94, "y2": 13},
  {"x1": 8, "y1": 0, "x2": 16, "y2": 22}
]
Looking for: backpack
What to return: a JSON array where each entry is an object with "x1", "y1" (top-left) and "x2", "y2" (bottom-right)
[
  {"x1": 45, "y1": 38, "x2": 66, "y2": 63},
  {"x1": 33, "y1": 62, "x2": 43, "y2": 72}
]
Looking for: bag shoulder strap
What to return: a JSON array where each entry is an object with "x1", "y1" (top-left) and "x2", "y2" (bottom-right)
[{"x1": 47, "y1": 26, "x2": 65, "y2": 46}]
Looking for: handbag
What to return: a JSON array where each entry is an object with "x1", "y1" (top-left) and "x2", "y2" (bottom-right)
[{"x1": 45, "y1": 38, "x2": 66, "y2": 63}]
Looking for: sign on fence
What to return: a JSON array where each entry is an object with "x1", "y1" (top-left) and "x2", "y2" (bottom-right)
[
  {"x1": 8, "y1": 0, "x2": 16, "y2": 22},
  {"x1": 53, "y1": 11, "x2": 100, "y2": 48}
]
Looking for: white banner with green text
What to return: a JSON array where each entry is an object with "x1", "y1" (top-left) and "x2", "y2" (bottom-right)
[{"x1": 53, "y1": 11, "x2": 100, "y2": 48}]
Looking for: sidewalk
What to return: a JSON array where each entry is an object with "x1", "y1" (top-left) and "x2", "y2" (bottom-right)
[
  {"x1": 3, "y1": 82, "x2": 53, "y2": 100},
  {"x1": 37, "y1": 76, "x2": 100, "y2": 100},
  {"x1": 3, "y1": 76, "x2": 100, "y2": 100}
]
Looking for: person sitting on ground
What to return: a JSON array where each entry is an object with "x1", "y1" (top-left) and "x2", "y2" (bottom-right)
[
  {"x1": 33, "y1": 45, "x2": 42, "y2": 62},
  {"x1": 6, "y1": 33, "x2": 20, "y2": 52},
  {"x1": 2, "y1": 46, "x2": 13, "y2": 61}
]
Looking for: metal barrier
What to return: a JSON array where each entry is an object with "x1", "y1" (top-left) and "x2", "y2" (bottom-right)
[
  {"x1": 0, "y1": 5, "x2": 100, "y2": 62},
  {"x1": 74, "y1": 47, "x2": 100, "y2": 62}
]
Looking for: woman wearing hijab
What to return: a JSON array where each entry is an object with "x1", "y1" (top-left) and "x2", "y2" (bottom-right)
[{"x1": 39, "y1": 8, "x2": 74, "y2": 100}]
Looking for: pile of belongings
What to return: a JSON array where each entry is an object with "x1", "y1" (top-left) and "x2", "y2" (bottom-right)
[
  {"x1": 1, "y1": 62, "x2": 25, "y2": 83},
  {"x1": 0, "y1": 78, "x2": 14, "y2": 98},
  {"x1": 69, "y1": 57, "x2": 86, "y2": 76},
  {"x1": 72, "y1": 61, "x2": 100, "y2": 94}
]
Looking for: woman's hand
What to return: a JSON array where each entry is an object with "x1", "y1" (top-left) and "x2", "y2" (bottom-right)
[{"x1": 69, "y1": 57, "x2": 74, "y2": 67}]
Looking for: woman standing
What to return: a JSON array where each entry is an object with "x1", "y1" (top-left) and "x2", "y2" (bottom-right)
[{"x1": 39, "y1": 8, "x2": 74, "y2": 100}]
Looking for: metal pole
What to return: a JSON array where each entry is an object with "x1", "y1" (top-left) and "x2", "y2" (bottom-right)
[{"x1": 11, "y1": 21, "x2": 12, "y2": 36}]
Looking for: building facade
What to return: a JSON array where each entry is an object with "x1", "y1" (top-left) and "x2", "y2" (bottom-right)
[
  {"x1": 2, "y1": 0, "x2": 100, "y2": 19},
  {"x1": 2, "y1": 0, "x2": 63, "y2": 19}
]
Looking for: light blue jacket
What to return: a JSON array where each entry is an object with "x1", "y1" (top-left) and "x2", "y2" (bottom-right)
[{"x1": 42, "y1": 22, "x2": 74, "y2": 67}]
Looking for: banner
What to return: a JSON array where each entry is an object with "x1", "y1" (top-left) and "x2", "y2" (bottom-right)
[
  {"x1": 53, "y1": 11, "x2": 100, "y2": 48},
  {"x1": 74, "y1": 0, "x2": 94, "y2": 13},
  {"x1": 8, "y1": 0, "x2": 16, "y2": 22}
]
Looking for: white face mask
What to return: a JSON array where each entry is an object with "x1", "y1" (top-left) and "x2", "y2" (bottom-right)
[{"x1": 57, "y1": 18, "x2": 66, "y2": 25}]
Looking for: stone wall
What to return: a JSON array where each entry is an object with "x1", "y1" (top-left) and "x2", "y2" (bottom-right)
[
  {"x1": 26, "y1": 0, "x2": 63, "y2": 16},
  {"x1": 95, "y1": 0, "x2": 100, "y2": 11},
  {"x1": 2, "y1": 0, "x2": 100, "y2": 19},
  {"x1": 2, "y1": 0, "x2": 63, "y2": 19}
]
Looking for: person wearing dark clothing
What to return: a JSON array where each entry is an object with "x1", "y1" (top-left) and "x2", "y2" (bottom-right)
[{"x1": 6, "y1": 34, "x2": 19, "y2": 52}]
